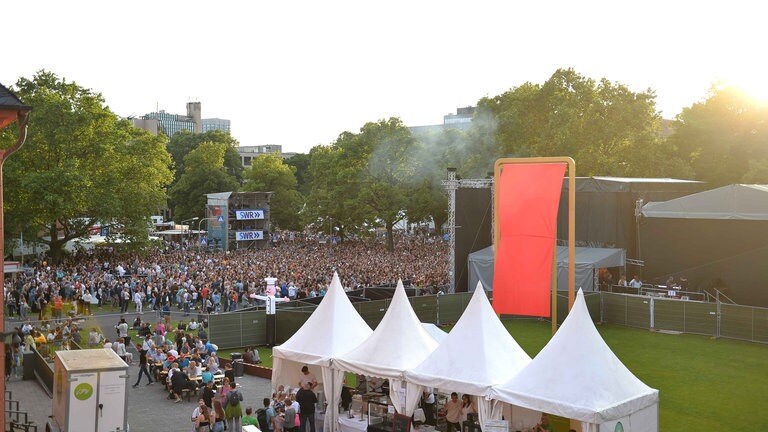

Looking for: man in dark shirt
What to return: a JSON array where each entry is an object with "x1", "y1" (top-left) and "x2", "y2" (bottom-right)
[
  {"x1": 295, "y1": 384, "x2": 318, "y2": 432},
  {"x1": 132, "y1": 344, "x2": 153, "y2": 387},
  {"x1": 202, "y1": 380, "x2": 216, "y2": 409}
]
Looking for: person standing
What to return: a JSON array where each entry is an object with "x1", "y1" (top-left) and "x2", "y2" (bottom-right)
[
  {"x1": 133, "y1": 289, "x2": 143, "y2": 314},
  {"x1": 444, "y1": 392, "x2": 462, "y2": 432},
  {"x1": 132, "y1": 343, "x2": 153, "y2": 387},
  {"x1": 224, "y1": 380, "x2": 243, "y2": 431},
  {"x1": 296, "y1": 383, "x2": 318, "y2": 432},
  {"x1": 298, "y1": 365, "x2": 318, "y2": 390}
]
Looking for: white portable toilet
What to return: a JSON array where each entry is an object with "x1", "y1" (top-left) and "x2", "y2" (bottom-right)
[{"x1": 47, "y1": 349, "x2": 129, "y2": 432}]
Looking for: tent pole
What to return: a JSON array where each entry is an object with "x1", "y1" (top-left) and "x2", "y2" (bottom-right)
[
  {"x1": 552, "y1": 234, "x2": 557, "y2": 335},
  {"x1": 568, "y1": 159, "x2": 576, "y2": 310}
]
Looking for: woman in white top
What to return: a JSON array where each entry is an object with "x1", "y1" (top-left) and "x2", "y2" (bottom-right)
[
  {"x1": 114, "y1": 338, "x2": 127, "y2": 362},
  {"x1": 460, "y1": 394, "x2": 476, "y2": 423}
]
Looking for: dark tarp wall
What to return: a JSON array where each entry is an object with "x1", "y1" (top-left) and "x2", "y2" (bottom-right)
[
  {"x1": 454, "y1": 188, "x2": 493, "y2": 292},
  {"x1": 556, "y1": 177, "x2": 704, "y2": 263},
  {"x1": 639, "y1": 218, "x2": 768, "y2": 307},
  {"x1": 639, "y1": 185, "x2": 768, "y2": 307}
]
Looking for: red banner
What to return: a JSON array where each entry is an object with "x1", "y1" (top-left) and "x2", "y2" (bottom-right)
[{"x1": 492, "y1": 163, "x2": 566, "y2": 316}]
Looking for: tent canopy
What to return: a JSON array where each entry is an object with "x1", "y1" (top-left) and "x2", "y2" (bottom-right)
[
  {"x1": 272, "y1": 272, "x2": 372, "y2": 373},
  {"x1": 642, "y1": 184, "x2": 768, "y2": 220},
  {"x1": 469, "y1": 245, "x2": 625, "y2": 292},
  {"x1": 333, "y1": 280, "x2": 439, "y2": 379},
  {"x1": 491, "y1": 289, "x2": 659, "y2": 428},
  {"x1": 406, "y1": 285, "x2": 531, "y2": 397}
]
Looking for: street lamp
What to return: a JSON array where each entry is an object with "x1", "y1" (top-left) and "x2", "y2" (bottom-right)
[
  {"x1": 181, "y1": 217, "x2": 199, "y2": 249},
  {"x1": 0, "y1": 82, "x2": 32, "y2": 429}
]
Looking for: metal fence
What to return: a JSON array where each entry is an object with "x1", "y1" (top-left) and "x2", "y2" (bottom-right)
[
  {"x1": 208, "y1": 290, "x2": 768, "y2": 350},
  {"x1": 600, "y1": 292, "x2": 768, "y2": 343},
  {"x1": 208, "y1": 292, "x2": 475, "y2": 350}
]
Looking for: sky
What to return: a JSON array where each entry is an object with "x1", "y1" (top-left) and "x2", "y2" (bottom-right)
[{"x1": 3, "y1": 1, "x2": 766, "y2": 154}]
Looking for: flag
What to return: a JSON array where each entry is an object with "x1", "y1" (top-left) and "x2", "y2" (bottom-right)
[{"x1": 493, "y1": 163, "x2": 566, "y2": 316}]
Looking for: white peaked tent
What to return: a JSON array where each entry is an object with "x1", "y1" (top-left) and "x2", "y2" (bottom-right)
[
  {"x1": 272, "y1": 272, "x2": 373, "y2": 432},
  {"x1": 421, "y1": 323, "x2": 448, "y2": 343},
  {"x1": 491, "y1": 289, "x2": 659, "y2": 432},
  {"x1": 406, "y1": 284, "x2": 532, "y2": 429},
  {"x1": 334, "y1": 280, "x2": 440, "y2": 417}
]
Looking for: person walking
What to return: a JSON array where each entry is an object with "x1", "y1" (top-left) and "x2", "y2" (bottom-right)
[{"x1": 132, "y1": 344, "x2": 153, "y2": 387}]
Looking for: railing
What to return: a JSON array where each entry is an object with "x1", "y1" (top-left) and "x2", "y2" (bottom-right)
[
  {"x1": 5, "y1": 390, "x2": 38, "y2": 432},
  {"x1": 600, "y1": 291, "x2": 768, "y2": 344},
  {"x1": 601, "y1": 283, "x2": 707, "y2": 302}
]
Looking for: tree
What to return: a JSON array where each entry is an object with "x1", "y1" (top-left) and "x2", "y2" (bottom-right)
[
  {"x1": 167, "y1": 129, "x2": 243, "y2": 185},
  {"x1": 668, "y1": 85, "x2": 768, "y2": 186},
  {"x1": 305, "y1": 142, "x2": 359, "y2": 242},
  {"x1": 168, "y1": 141, "x2": 239, "y2": 221},
  {"x1": 1, "y1": 71, "x2": 173, "y2": 261},
  {"x1": 285, "y1": 152, "x2": 311, "y2": 195},
  {"x1": 473, "y1": 68, "x2": 691, "y2": 177},
  {"x1": 407, "y1": 128, "x2": 470, "y2": 233},
  {"x1": 241, "y1": 154, "x2": 304, "y2": 230},
  {"x1": 338, "y1": 118, "x2": 416, "y2": 251}
]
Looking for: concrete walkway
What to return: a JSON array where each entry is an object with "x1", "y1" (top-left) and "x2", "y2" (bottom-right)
[{"x1": 7, "y1": 370, "x2": 273, "y2": 431}]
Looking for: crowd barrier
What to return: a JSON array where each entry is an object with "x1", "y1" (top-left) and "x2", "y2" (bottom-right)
[{"x1": 203, "y1": 289, "x2": 768, "y2": 350}]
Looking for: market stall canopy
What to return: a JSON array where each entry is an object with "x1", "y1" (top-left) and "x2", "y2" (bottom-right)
[
  {"x1": 406, "y1": 283, "x2": 531, "y2": 397},
  {"x1": 272, "y1": 272, "x2": 372, "y2": 381},
  {"x1": 642, "y1": 184, "x2": 768, "y2": 220},
  {"x1": 491, "y1": 289, "x2": 658, "y2": 428},
  {"x1": 333, "y1": 279, "x2": 439, "y2": 379},
  {"x1": 420, "y1": 323, "x2": 447, "y2": 343}
]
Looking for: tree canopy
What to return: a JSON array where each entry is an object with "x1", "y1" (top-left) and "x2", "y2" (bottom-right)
[
  {"x1": 471, "y1": 68, "x2": 691, "y2": 177},
  {"x1": 168, "y1": 141, "x2": 240, "y2": 222},
  {"x1": 241, "y1": 154, "x2": 304, "y2": 231},
  {"x1": 667, "y1": 85, "x2": 768, "y2": 186},
  {"x1": 1, "y1": 70, "x2": 173, "y2": 261}
]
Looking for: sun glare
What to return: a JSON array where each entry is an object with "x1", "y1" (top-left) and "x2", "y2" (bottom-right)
[{"x1": 723, "y1": 75, "x2": 768, "y2": 106}]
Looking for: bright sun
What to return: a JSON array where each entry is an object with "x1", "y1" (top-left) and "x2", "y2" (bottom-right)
[{"x1": 722, "y1": 75, "x2": 768, "y2": 105}]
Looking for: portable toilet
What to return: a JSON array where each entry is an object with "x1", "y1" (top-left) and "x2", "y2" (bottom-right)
[{"x1": 47, "y1": 349, "x2": 129, "y2": 432}]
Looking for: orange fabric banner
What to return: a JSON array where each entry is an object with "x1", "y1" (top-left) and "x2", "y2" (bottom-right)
[{"x1": 492, "y1": 163, "x2": 566, "y2": 316}]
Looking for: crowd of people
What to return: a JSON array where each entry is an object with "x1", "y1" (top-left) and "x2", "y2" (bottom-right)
[
  {"x1": 4, "y1": 234, "x2": 449, "y2": 323},
  {"x1": 3, "y1": 232, "x2": 450, "y2": 429}
]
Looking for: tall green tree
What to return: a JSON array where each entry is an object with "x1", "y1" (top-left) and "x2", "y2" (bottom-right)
[
  {"x1": 305, "y1": 142, "x2": 359, "y2": 242},
  {"x1": 407, "y1": 128, "x2": 470, "y2": 233},
  {"x1": 168, "y1": 129, "x2": 243, "y2": 184},
  {"x1": 168, "y1": 141, "x2": 239, "y2": 221},
  {"x1": 285, "y1": 152, "x2": 311, "y2": 195},
  {"x1": 1, "y1": 71, "x2": 173, "y2": 261},
  {"x1": 339, "y1": 118, "x2": 416, "y2": 251},
  {"x1": 473, "y1": 68, "x2": 690, "y2": 177},
  {"x1": 668, "y1": 85, "x2": 768, "y2": 185},
  {"x1": 242, "y1": 154, "x2": 304, "y2": 230}
]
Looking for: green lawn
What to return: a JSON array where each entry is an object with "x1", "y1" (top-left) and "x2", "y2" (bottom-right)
[{"x1": 501, "y1": 319, "x2": 768, "y2": 432}]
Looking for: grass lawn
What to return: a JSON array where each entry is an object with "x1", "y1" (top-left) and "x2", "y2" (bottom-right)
[{"x1": 501, "y1": 319, "x2": 768, "y2": 432}]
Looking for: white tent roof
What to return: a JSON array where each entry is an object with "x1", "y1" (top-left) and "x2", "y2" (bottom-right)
[
  {"x1": 334, "y1": 280, "x2": 439, "y2": 379},
  {"x1": 421, "y1": 323, "x2": 448, "y2": 343},
  {"x1": 491, "y1": 289, "x2": 659, "y2": 424},
  {"x1": 642, "y1": 184, "x2": 768, "y2": 220},
  {"x1": 273, "y1": 272, "x2": 373, "y2": 368},
  {"x1": 406, "y1": 284, "x2": 531, "y2": 396}
]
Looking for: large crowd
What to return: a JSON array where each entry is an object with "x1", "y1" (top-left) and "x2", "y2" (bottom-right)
[{"x1": 3, "y1": 233, "x2": 449, "y2": 322}]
